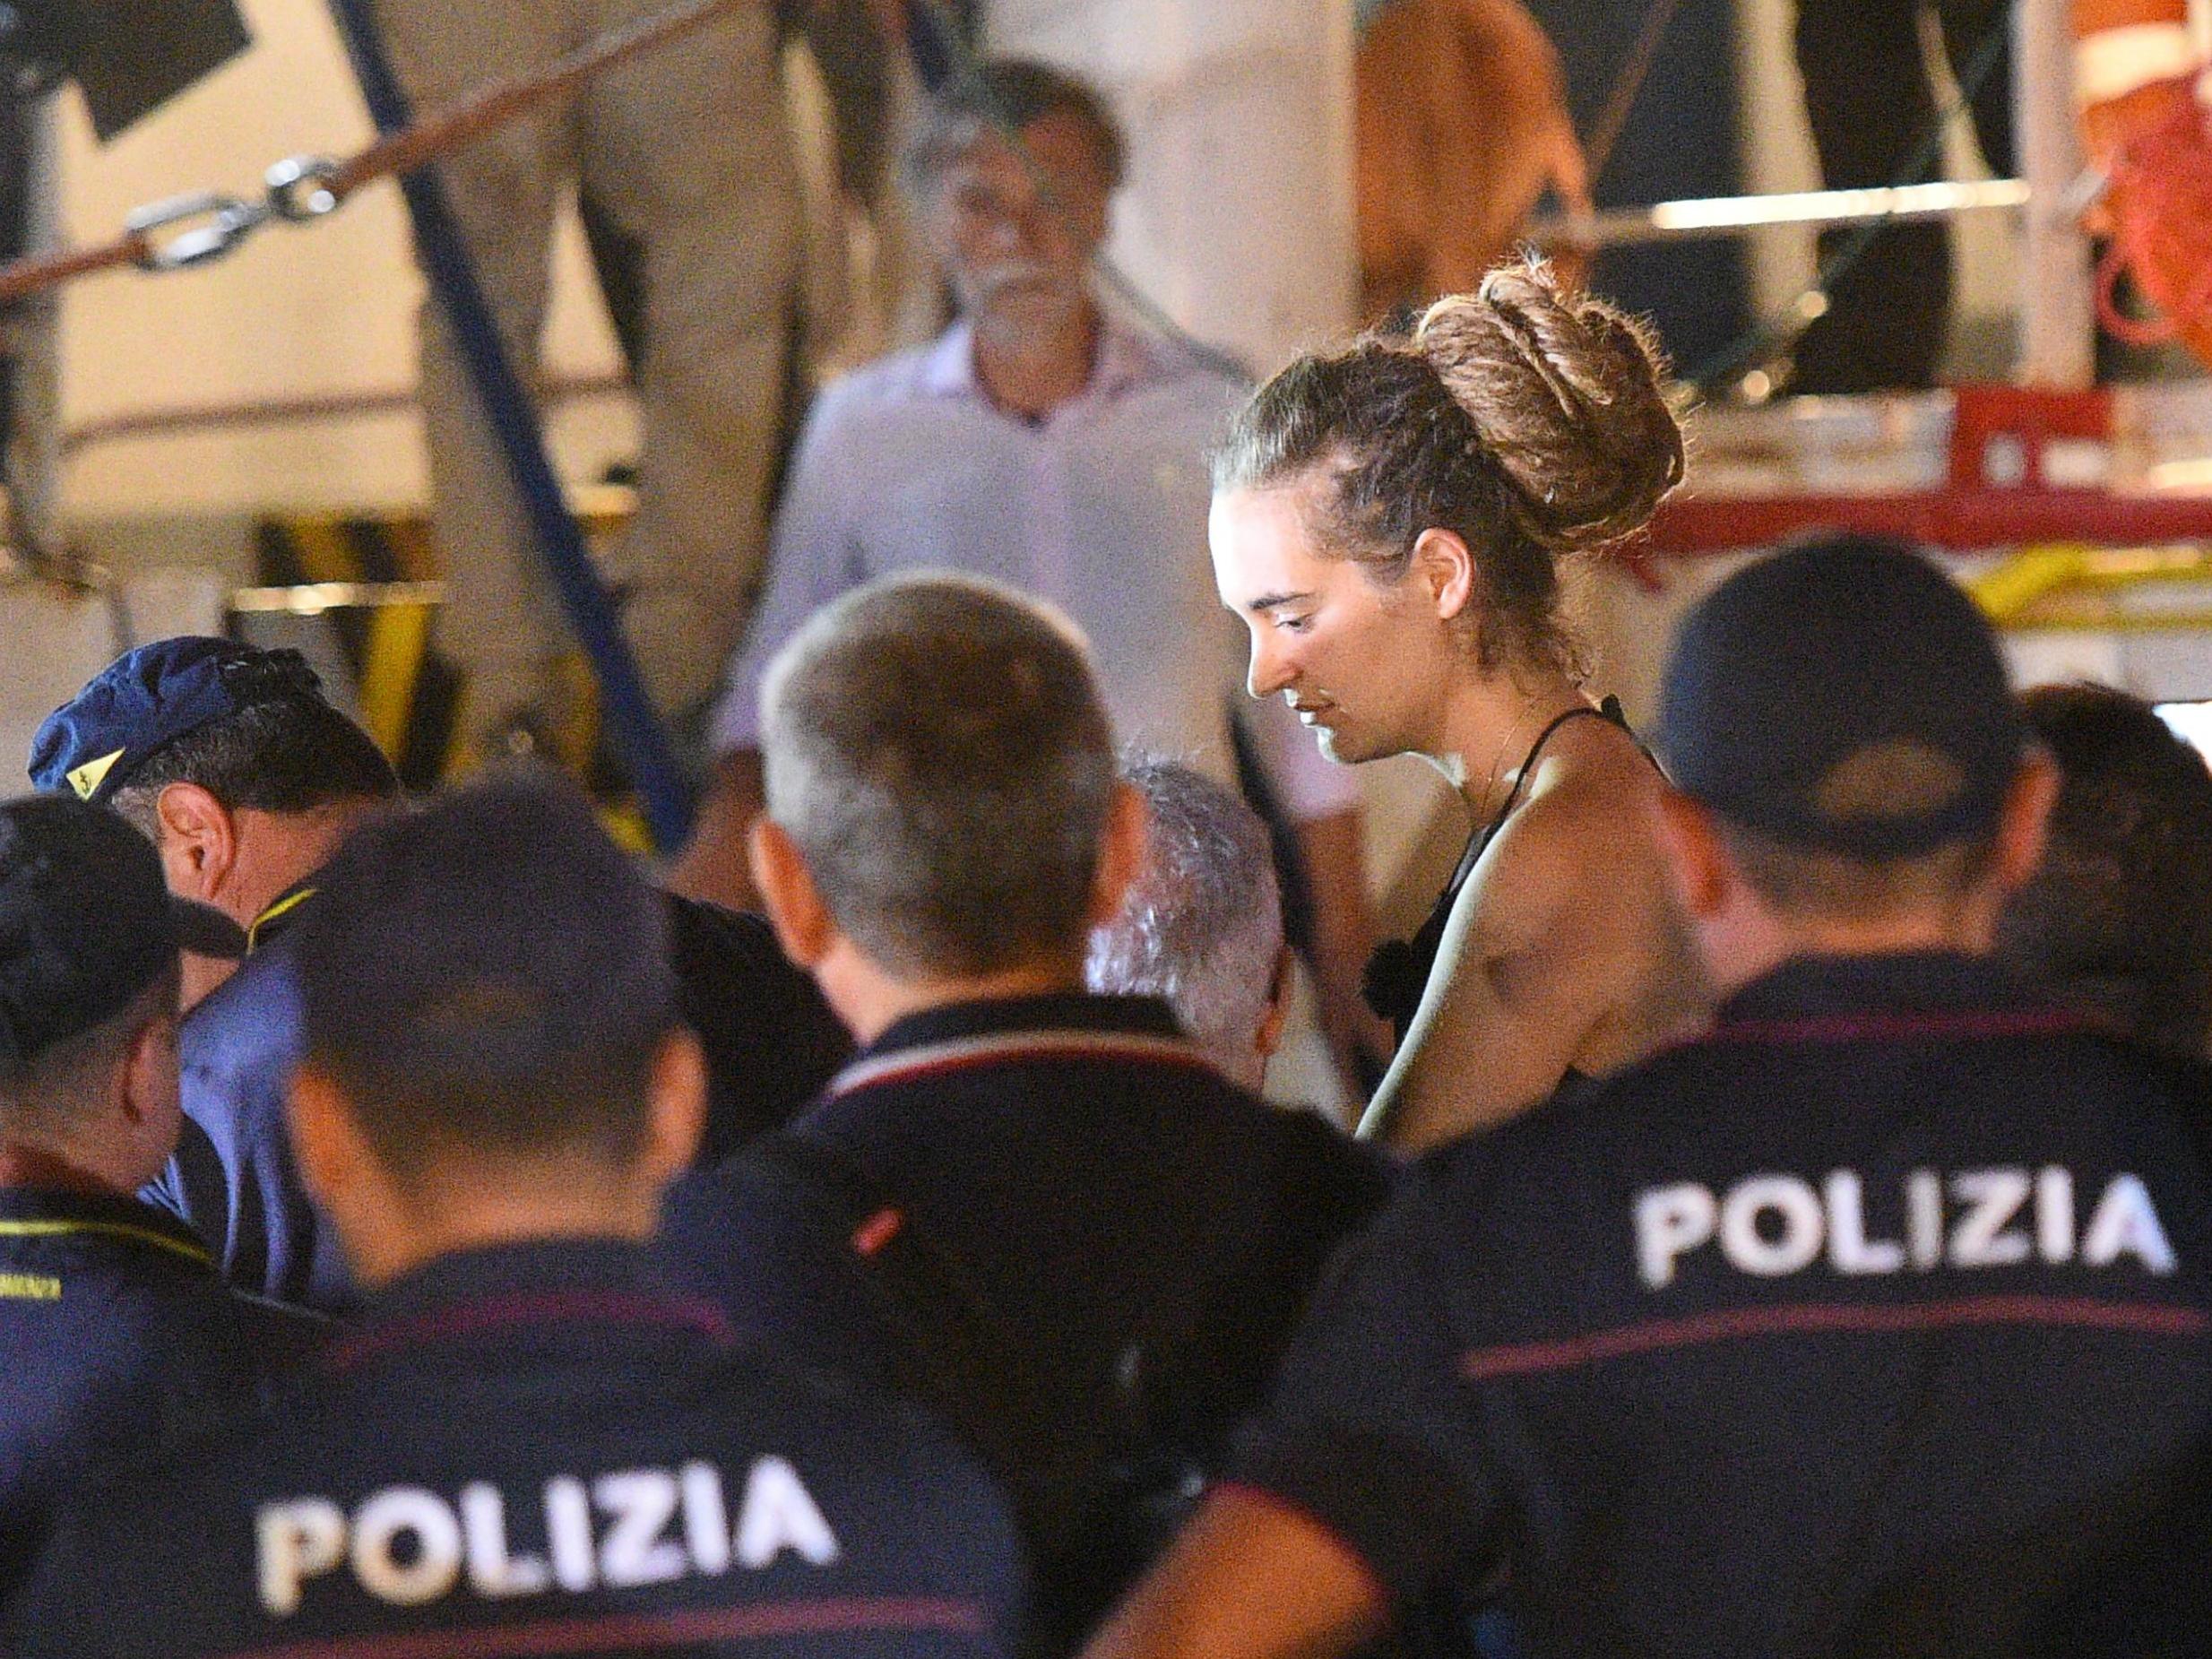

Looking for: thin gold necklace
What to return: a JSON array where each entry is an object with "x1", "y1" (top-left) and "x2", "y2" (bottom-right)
[{"x1": 1475, "y1": 699, "x2": 1547, "y2": 824}]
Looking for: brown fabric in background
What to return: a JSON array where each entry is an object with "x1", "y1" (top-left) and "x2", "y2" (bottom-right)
[{"x1": 1356, "y1": 0, "x2": 1579, "y2": 319}]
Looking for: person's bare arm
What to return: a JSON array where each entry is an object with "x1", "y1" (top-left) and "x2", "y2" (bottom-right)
[
  {"x1": 667, "y1": 751, "x2": 766, "y2": 912},
  {"x1": 1359, "y1": 803, "x2": 1637, "y2": 1151},
  {"x1": 1473, "y1": 0, "x2": 1594, "y2": 224},
  {"x1": 1292, "y1": 808, "x2": 1392, "y2": 1108},
  {"x1": 1083, "y1": 1489, "x2": 1387, "y2": 1659}
]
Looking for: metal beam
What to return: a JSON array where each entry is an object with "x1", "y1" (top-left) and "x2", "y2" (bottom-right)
[
  {"x1": 1524, "y1": 178, "x2": 2030, "y2": 250},
  {"x1": 2016, "y1": 0, "x2": 2095, "y2": 388},
  {"x1": 1645, "y1": 486, "x2": 2212, "y2": 555}
]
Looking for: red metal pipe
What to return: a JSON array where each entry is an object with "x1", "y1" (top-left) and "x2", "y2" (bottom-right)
[{"x1": 1643, "y1": 488, "x2": 2212, "y2": 557}]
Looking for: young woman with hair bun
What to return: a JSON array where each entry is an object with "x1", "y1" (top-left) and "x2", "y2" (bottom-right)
[{"x1": 1210, "y1": 261, "x2": 1706, "y2": 1151}]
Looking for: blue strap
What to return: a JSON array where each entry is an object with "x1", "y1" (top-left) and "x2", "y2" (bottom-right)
[
  {"x1": 903, "y1": 0, "x2": 966, "y2": 92},
  {"x1": 323, "y1": 0, "x2": 694, "y2": 849}
]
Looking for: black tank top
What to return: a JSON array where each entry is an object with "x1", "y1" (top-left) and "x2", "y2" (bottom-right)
[{"x1": 1362, "y1": 696, "x2": 1646, "y2": 1049}]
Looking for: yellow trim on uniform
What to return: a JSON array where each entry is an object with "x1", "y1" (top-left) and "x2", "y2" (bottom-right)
[
  {"x1": 246, "y1": 886, "x2": 319, "y2": 954},
  {"x1": 0, "y1": 1218, "x2": 214, "y2": 1269}
]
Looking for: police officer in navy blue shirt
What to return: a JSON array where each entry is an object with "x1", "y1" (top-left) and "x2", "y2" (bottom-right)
[
  {"x1": 659, "y1": 575, "x2": 1389, "y2": 1654},
  {"x1": 0, "y1": 794, "x2": 317, "y2": 1605},
  {"x1": 31, "y1": 638, "x2": 852, "y2": 1310},
  {"x1": 9, "y1": 774, "x2": 1023, "y2": 1658},
  {"x1": 30, "y1": 637, "x2": 403, "y2": 1309},
  {"x1": 1084, "y1": 536, "x2": 2212, "y2": 1659}
]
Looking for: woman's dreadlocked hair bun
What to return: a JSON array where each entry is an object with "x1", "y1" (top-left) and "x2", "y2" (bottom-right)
[{"x1": 1413, "y1": 262, "x2": 1683, "y2": 556}]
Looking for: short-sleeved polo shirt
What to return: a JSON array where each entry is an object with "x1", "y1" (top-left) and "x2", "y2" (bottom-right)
[
  {"x1": 661, "y1": 994, "x2": 1390, "y2": 1645},
  {"x1": 1233, "y1": 953, "x2": 2212, "y2": 1655}
]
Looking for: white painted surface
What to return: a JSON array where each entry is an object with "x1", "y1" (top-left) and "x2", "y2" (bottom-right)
[{"x1": 0, "y1": 582, "x2": 127, "y2": 785}]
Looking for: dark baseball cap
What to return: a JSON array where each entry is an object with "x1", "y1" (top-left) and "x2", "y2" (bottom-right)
[
  {"x1": 28, "y1": 638, "x2": 328, "y2": 806},
  {"x1": 0, "y1": 795, "x2": 246, "y2": 1072},
  {"x1": 1658, "y1": 534, "x2": 2028, "y2": 860}
]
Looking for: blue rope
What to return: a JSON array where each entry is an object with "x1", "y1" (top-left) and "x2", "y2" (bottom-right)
[{"x1": 324, "y1": 0, "x2": 695, "y2": 849}]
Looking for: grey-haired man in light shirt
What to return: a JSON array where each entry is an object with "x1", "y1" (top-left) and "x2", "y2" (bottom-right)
[{"x1": 672, "y1": 57, "x2": 1383, "y2": 1088}]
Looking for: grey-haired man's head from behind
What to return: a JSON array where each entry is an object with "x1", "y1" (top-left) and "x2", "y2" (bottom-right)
[
  {"x1": 758, "y1": 572, "x2": 1120, "y2": 980},
  {"x1": 1087, "y1": 758, "x2": 1288, "y2": 1090}
]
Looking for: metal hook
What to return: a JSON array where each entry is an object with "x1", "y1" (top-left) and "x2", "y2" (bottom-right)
[
  {"x1": 265, "y1": 156, "x2": 342, "y2": 222},
  {"x1": 125, "y1": 192, "x2": 270, "y2": 272}
]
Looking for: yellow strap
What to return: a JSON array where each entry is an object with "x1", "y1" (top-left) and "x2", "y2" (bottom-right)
[
  {"x1": 358, "y1": 601, "x2": 433, "y2": 760},
  {"x1": 0, "y1": 1218, "x2": 214, "y2": 1270},
  {"x1": 247, "y1": 886, "x2": 319, "y2": 954}
]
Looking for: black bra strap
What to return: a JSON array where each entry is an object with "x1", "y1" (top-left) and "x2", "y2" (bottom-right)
[
  {"x1": 1493, "y1": 701, "x2": 1620, "y2": 821},
  {"x1": 1366, "y1": 696, "x2": 1645, "y2": 1031},
  {"x1": 1449, "y1": 698, "x2": 1631, "y2": 888}
]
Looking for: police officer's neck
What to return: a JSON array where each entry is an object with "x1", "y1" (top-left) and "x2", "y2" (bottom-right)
[
  {"x1": 341, "y1": 1171, "x2": 666, "y2": 1291},
  {"x1": 1701, "y1": 895, "x2": 2007, "y2": 1001},
  {"x1": 0, "y1": 1090, "x2": 168, "y2": 1199},
  {"x1": 170, "y1": 798, "x2": 387, "y2": 1009},
  {"x1": 0, "y1": 1136, "x2": 135, "y2": 1198},
  {"x1": 813, "y1": 943, "x2": 1090, "y2": 1047},
  {"x1": 219, "y1": 805, "x2": 374, "y2": 929},
  {"x1": 297, "y1": 1042, "x2": 703, "y2": 1290}
]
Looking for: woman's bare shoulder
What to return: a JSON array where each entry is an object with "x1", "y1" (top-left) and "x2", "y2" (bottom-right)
[{"x1": 1483, "y1": 723, "x2": 1667, "y2": 894}]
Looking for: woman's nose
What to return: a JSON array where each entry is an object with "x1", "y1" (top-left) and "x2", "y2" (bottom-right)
[{"x1": 1248, "y1": 631, "x2": 1295, "y2": 700}]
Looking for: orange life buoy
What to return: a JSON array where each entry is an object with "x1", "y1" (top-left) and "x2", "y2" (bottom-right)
[{"x1": 2075, "y1": 0, "x2": 2212, "y2": 367}]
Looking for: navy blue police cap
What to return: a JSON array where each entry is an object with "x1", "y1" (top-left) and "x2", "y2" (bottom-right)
[
  {"x1": 1658, "y1": 534, "x2": 2027, "y2": 860},
  {"x1": 28, "y1": 638, "x2": 327, "y2": 807},
  {"x1": 0, "y1": 794, "x2": 246, "y2": 1072}
]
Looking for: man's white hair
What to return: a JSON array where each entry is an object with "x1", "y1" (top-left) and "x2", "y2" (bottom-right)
[{"x1": 1086, "y1": 757, "x2": 1283, "y2": 1071}]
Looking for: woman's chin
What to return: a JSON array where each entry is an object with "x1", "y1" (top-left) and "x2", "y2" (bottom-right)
[{"x1": 1316, "y1": 726, "x2": 1371, "y2": 765}]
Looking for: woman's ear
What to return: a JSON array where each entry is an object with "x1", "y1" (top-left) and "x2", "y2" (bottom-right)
[{"x1": 1410, "y1": 528, "x2": 1476, "y2": 623}]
